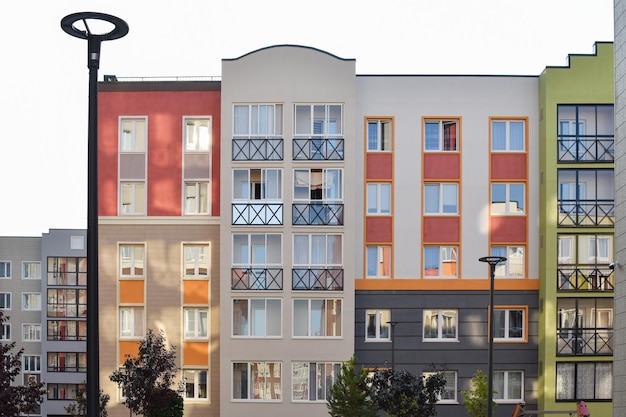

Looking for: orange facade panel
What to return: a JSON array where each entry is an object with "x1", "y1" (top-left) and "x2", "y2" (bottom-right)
[
  {"x1": 366, "y1": 153, "x2": 393, "y2": 180},
  {"x1": 119, "y1": 341, "x2": 140, "y2": 364},
  {"x1": 423, "y1": 217, "x2": 460, "y2": 243},
  {"x1": 423, "y1": 153, "x2": 460, "y2": 180},
  {"x1": 183, "y1": 341, "x2": 209, "y2": 366},
  {"x1": 490, "y1": 216, "x2": 527, "y2": 243},
  {"x1": 365, "y1": 217, "x2": 393, "y2": 243},
  {"x1": 490, "y1": 154, "x2": 527, "y2": 180},
  {"x1": 119, "y1": 280, "x2": 144, "y2": 304},
  {"x1": 184, "y1": 280, "x2": 210, "y2": 305}
]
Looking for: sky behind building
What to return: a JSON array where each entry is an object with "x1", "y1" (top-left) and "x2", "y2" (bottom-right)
[{"x1": 0, "y1": 0, "x2": 614, "y2": 236}]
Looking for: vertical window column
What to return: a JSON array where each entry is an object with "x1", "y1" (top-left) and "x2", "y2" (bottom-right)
[{"x1": 119, "y1": 118, "x2": 147, "y2": 215}]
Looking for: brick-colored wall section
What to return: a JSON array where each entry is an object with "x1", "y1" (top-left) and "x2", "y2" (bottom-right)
[{"x1": 490, "y1": 153, "x2": 527, "y2": 180}]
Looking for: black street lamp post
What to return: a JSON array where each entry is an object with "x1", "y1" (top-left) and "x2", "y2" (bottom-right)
[
  {"x1": 386, "y1": 320, "x2": 398, "y2": 370},
  {"x1": 61, "y1": 13, "x2": 128, "y2": 417},
  {"x1": 479, "y1": 256, "x2": 507, "y2": 417}
]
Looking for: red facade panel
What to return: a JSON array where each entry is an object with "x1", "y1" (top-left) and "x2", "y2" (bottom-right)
[
  {"x1": 490, "y1": 216, "x2": 527, "y2": 243},
  {"x1": 366, "y1": 153, "x2": 393, "y2": 180},
  {"x1": 365, "y1": 217, "x2": 393, "y2": 243},
  {"x1": 490, "y1": 154, "x2": 527, "y2": 180},
  {"x1": 423, "y1": 217, "x2": 460, "y2": 243},
  {"x1": 423, "y1": 154, "x2": 460, "y2": 180}
]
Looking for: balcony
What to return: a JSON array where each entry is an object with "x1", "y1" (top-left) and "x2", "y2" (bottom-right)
[
  {"x1": 557, "y1": 328, "x2": 613, "y2": 356},
  {"x1": 292, "y1": 268, "x2": 344, "y2": 291},
  {"x1": 557, "y1": 266, "x2": 614, "y2": 291},
  {"x1": 232, "y1": 203, "x2": 282, "y2": 225},
  {"x1": 292, "y1": 203, "x2": 344, "y2": 226},
  {"x1": 558, "y1": 137, "x2": 614, "y2": 162},
  {"x1": 293, "y1": 137, "x2": 344, "y2": 160},
  {"x1": 232, "y1": 137, "x2": 283, "y2": 161},
  {"x1": 558, "y1": 200, "x2": 614, "y2": 227},
  {"x1": 231, "y1": 268, "x2": 283, "y2": 290}
]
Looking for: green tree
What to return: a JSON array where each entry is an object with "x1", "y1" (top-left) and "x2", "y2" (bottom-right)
[
  {"x1": 64, "y1": 383, "x2": 110, "y2": 417},
  {"x1": 327, "y1": 356, "x2": 378, "y2": 417},
  {"x1": 461, "y1": 370, "x2": 495, "y2": 417},
  {"x1": 109, "y1": 329, "x2": 182, "y2": 417},
  {"x1": 362, "y1": 368, "x2": 446, "y2": 417},
  {"x1": 0, "y1": 310, "x2": 46, "y2": 417}
]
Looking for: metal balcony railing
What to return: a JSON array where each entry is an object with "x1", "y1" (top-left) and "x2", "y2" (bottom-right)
[
  {"x1": 557, "y1": 137, "x2": 614, "y2": 162},
  {"x1": 232, "y1": 203, "x2": 283, "y2": 225},
  {"x1": 558, "y1": 200, "x2": 614, "y2": 227},
  {"x1": 557, "y1": 328, "x2": 613, "y2": 356},
  {"x1": 231, "y1": 267, "x2": 283, "y2": 290},
  {"x1": 292, "y1": 268, "x2": 344, "y2": 291},
  {"x1": 232, "y1": 137, "x2": 283, "y2": 161},
  {"x1": 557, "y1": 266, "x2": 614, "y2": 292},
  {"x1": 292, "y1": 203, "x2": 344, "y2": 226},
  {"x1": 293, "y1": 137, "x2": 344, "y2": 160}
]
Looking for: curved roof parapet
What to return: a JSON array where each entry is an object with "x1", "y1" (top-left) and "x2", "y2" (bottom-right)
[{"x1": 223, "y1": 44, "x2": 355, "y2": 62}]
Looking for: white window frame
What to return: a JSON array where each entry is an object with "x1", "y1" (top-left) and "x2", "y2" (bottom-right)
[
  {"x1": 493, "y1": 370, "x2": 524, "y2": 403},
  {"x1": 491, "y1": 120, "x2": 525, "y2": 152},
  {"x1": 232, "y1": 234, "x2": 282, "y2": 268},
  {"x1": 1, "y1": 323, "x2": 10, "y2": 340},
  {"x1": 0, "y1": 261, "x2": 11, "y2": 279},
  {"x1": 183, "y1": 244, "x2": 210, "y2": 278},
  {"x1": 424, "y1": 119, "x2": 459, "y2": 152},
  {"x1": 119, "y1": 307, "x2": 144, "y2": 339},
  {"x1": 0, "y1": 292, "x2": 11, "y2": 310},
  {"x1": 366, "y1": 246, "x2": 392, "y2": 278},
  {"x1": 293, "y1": 168, "x2": 343, "y2": 202},
  {"x1": 367, "y1": 119, "x2": 392, "y2": 152},
  {"x1": 493, "y1": 308, "x2": 525, "y2": 342},
  {"x1": 233, "y1": 169, "x2": 283, "y2": 201},
  {"x1": 232, "y1": 299, "x2": 282, "y2": 338},
  {"x1": 423, "y1": 309, "x2": 458, "y2": 341},
  {"x1": 120, "y1": 182, "x2": 146, "y2": 215},
  {"x1": 365, "y1": 309, "x2": 391, "y2": 341},
  {"x1": 22, "y1": 261, "x2": 41, "y2": 279},
  {"x1": 232, "y1": 362, "x2": 282, "y2": 401},
  {"x1": 293, "y1": 299, "x2": 342, "y2": 338},
  {"x1": 184, "y1": 182, "x2": 210, "y2": 215},
  {"x1": 22, "y1": 293, "x2": 41, "y2": 311},
  {"x1": 367, "y1": 183, "x2": 392, "y2": 215},
  {"x1": 22, "y1": 324, "x2": 41, "y2": 342},
  {"x1": 292, "y1": 234, "x2": 343, "y2": 268},
  {"x1": 120, "y1": 118, "x2": 146, "y2": 152},
  {"x1": 491, "y1": 246, "x2": 525, "y2": 278},
  {"x1": 424, "y1": 183, "x2": 458, "y2": 215},
  {"x1": 423, "y1": 370, "x2": 457, "y2": 403},
  {"x1": 424, "y1": 246, "x2": 458, "y2": 278},
  {"x1": 294, "y1": 104, "x2": 343, "y2": 137},
  {"x1": 491, "y1": 183, "x2": 525, "y2": 215},
  {"x1": 23, "y1": 355, "x2": 41, "y2": 385},
  {"x1": 184, "y1": 308, "x2": 209, "y2": 340},
  {"x1": 292, "y1": 362, "x2": 341, "y2": 402},
  {"x1": 233, "y1": 104, "x2": 283, "y2": 137},
  {"x1": 183, "y1": 369, "x2": 209, "y2": 400},
  {"x1": 184, "y1": 117, "x2": 212, "y2": 152},
  {"x1": 119, "y1": 245, "x2": 145, "y2": 278}
]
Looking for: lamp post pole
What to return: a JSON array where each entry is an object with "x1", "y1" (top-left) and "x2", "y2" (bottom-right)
[
  {"x1": 387, "y1": 320, "x2": 398, "y2": 370},
  {"x1": 61, "y1": 13, "x2": 128, "y2": 417},
  {"x1": 479, "y1": 256, "x2": 507, "y2": 417}
]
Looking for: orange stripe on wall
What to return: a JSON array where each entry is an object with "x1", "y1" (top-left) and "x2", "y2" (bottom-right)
[
  {"x1": 366, "y1": 153, "x2": 393, "y2": 180},
  {"x1": 490, "y1": 217, "x2": 527, "y2": 243},
  {"x1": 184, "y1": 280, "x2": 209, "y2": 304},
  {"x1": 423, "y1": 217, "x2": 460, "y2": 243},
  {"x1": 119, "y1": 280, "x2": 144, "y2": 304},
  {"x1": 366, "y1": 217, "x2": 393, "y2": 243},
  {"x1": 183, "y1": 342, "x2": 209, "y2": 366},
  {"x1": 491, "y1": 154, "x2": 528, "y2": 180},
  {"x1": 423, "y1": 154, "x2": 461, "y2": 180},
  {"x1": 119, "y1": 341, "x2": 140, "y2": 365}
]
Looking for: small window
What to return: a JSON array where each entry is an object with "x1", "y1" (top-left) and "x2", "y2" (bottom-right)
[
  {"x1": 491, "y1": 246, "x2": 525, "y2": 278},
  {"x1": 120, "y1": 118, "x2": 146, "y2": 152},
  {"x1": 1, "y1": 323, "x2": 10, "y2": 340},
  {"x1": 293, "y1": 299, "x2": 342, "y2": 337},
  {"x1": 22, "y1": 293, "x2": 41, "y2": 311},
  {"x1": 183, "y1": 245, "x2": 209, "y2": 278},
  {"x1": 365, "y1": 309, "x2": 390, "y2": 341},
  {"x1": 424, "y1": 246, "x2": 458, "y2": 278},
  {"x1": 423, "y1": 309, "x2": 457, "y2": 341},
  {"x1": 424, "y1": 183, "x2": 458, "y2": 214},
  {"x1": 424, "y1": 370, "x2": 457, "y2": 402},
  {"x1": 367, "y1": 183, "x2": 392, "y2": 215},
  {"x1": 120, "y1": 307, "x2": 144, "y2": 338},
  {"x1": 0, "y1": 293, "x2": 11, "y2": 310},
  {"x1": 184, "y1": 308, "x2": 209, "y2": 339},
  {"x1": 366, "y1": 246, "x2": 392, "y2": 278},
  {"x1": 185, "y1": 118, "x2": 211, "y2": 151},
  {"x1": 0, "y1": 261, "x2": 11, "y2": 279},
  {"x1": 367, "y1": 119, "x2": 392, "y2": 151},
  {"x1": 424, "y1": 120, "x2": 459, "y2": 151},
  {"x1": 120, "y1": 245, "x2": 145, "y2": 277},
  {"x1": 492, "y1": 183, "x2": 525, "y2": 214},
  {"x1": 292, "y1": 362, "x2": 341, "y2": 401},
  {"x1": 120, "y1": 182, "x2": 145, "y2": 215},
  {"x1": 493, "y1": 308, "x2": 525, "y2": 341},
  {"x1": 22, "y1": 262, "x2": 41, "y2": 279},
  {"x1": 232, "y1": 299, "x2": 281, "y2": 337},
  {"x1": 184, "y1": 369, "x2": 209, "y2": 400},
  {"x1": 232, "y1": 362, "x2": 282, "y2": 401},
  {"x1": 493, "y1": 370, "x2": 523, "y2": 402},
  {"x1": 184, "y1": 182, "x2": 209, "y2": 214},
  {"x1": 492, "y1": 120, "x2": 525, "y2": 151},
  {"x1": 70, "y1": 236, "x2": 85, "y2": 250},
  {"x1": 22, "y1": 324, "x2": 41, "y2": 342}
]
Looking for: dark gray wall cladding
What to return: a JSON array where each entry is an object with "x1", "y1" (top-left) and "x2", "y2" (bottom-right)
[{"x1": 355, "y1": 290, "x2": 539, "y2": 416}]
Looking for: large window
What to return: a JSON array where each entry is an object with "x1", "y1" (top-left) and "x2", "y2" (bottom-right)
[
  {"x1": 232, "y1": 234, "x2": 282, "y2": 268},
  {"x1": 557, "y1": 105, "x2": 614, "y2": 162},
  {"x1": 366, "y1": 246, "x2": 392, "y2": 278},
  {"x1": 47, "y1": 320, "x2": 86, "y2": 341},
  {"x1": 557, "y1": 234, "x2": 613, "y2": 290},
  {"x1": 293, "y1": 169, "x2": 343, "y2": 202},
  {"x1": 0, "y1": 293, "x2": 11, "y2": 310},
  {"x1": 491, "y1": 183, "x2": 525, "y2": 214},
  {"x1": 233, "y1": 169, "x2": 283, "y2": 225},
  {"x1": 423, "y1": 309, "x2": 457, "y2": 341},
  {"x1": 292, "y1": 362, "x2": 341, "y2": 401},
  {"x1": 119, "y1": 118, "x2": 147, "y2": 216},
  {"x1": 493, "y1": 308, "x2": 525, "y2": 341},
  {"x1": 120, "y1": 307, "x2": 144, "y2": 339},
  {"x1": 0, "y1": 261, "x2": 11, "y2": 278},
  {"x1": 234, "y1": 104, "x2": 282, "y2": 136},
  {"x1": 556, "y1": 362, "x2": 612, "y2": 401},
  {"x1": 22, "y1": 293, "x2": 41, "y2": 311},
  {"x1": 22, "y1": 262, "x2": 41, "y2": 279},
  {"x1": 185, "y1": 118, "x2": 211, "y2": 151},
  {"x1": 424, "y1": 246, "x2": 458, "y2": 278},
  {"x1": 183, "y1": 118, "x2": 211, "y2": 215},
  {"x1": 557, "y1": 298, "x2": 613, "y2": 356},
  {"x1": 492, "y1": 120, "x2": 525, "y2": 151},
  {"x1": 184, "y1": 369, "x2": 208, "y2": 400},
  {"x1": 493, "y1": 370, "x2": 523, "y2": 402},
  {"x1": 424, "y1": 119, "x2": 459, "y2": 151},
  {"x1": 184, "y1": 308, "x2": 208, "y2": 339},
  {"x1": 365, "y1": 309, "x2": 390, "y2": 341},
  {"x1": 47, "y1": 257, "x2": 87, "y2": 286},
  {"x1": 295, "y1": 104, "x2": 342, "y2": 136},
  {"x1": 293, "y1": 234, "x2": 342, "y2": 268},
  {"x1": 48, "y1": 383, "x2": 84, "y2": 400},
  {"x1": 293, "y1": 299, "x2": 342, "y2": 337},
  {"x1": 557, "y1": 169, "x2": 614, "y2": 227},
  {"x1": 491, "y1": 246, "x2": 525, "y2": 278},
  {"x1": 183, "y1": 245, "x2": 209, "y2": 278},
  {"x1": 232, "y1": 299, "x2": 281, "y2": 337},
  {"x1": 22, "y1": 324, "x2": 41, "y2": 341},
  {"x1": 424, "y1": 370, "x2": 457, "y2": 402},
  {"x1": 47, "y1": 289, "x2": 86, "y2": 318},
  {"x1": 367, "y1": 183, "x2": 391, "y2": 215},
  {"x1": 120, "y1": 118, "x2": 146, "y2": 152},
  {"x1": 120, "y1": 245, "x2": 145, "y2": 277},
  {"x1": 47, "y1": 352, "x2": 87, "y2": 372},
  {"x1": 232, "y1": 362, "x2": 282, "y2": 401},
  {"x1": 424, "y1": 183, "x2": 458, "y2": 214},
  {"x1": 367, "y1": 119, "x2": 392, "y2": 151}
]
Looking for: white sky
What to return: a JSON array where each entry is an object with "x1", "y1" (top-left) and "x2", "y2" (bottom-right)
[{"x1": 0, "y1": 0, "x2": 614, "y2": 236}]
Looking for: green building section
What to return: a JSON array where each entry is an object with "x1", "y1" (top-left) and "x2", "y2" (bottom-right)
[{"x1": 538, "y1": 42, "x2": 614, "y2": 416}]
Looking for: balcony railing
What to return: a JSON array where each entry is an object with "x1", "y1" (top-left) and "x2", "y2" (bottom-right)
[
  {"x1": 231, "y1": 267, "x2": 283, "y2": 290},
  {"x1": 557, "y1": 266, "x2": 614, "y2": 291},
  {"x1": 558, "y1": 200, "x2": 614, "y2": 227},
  {"x1": 292, "y1": 268, "x2": 344, "y2": 291},
  {"x1": 232, "y1": 203, "x2": 283, "y2": 225},
  {"x1": 293, "y1": 137, "x2": 344, "y2": 160},
  {"x1": 557, "y1": 328, "x2": 613, "y2": 356},
  {"x1": 558, "y1": 137, "x2": 614, "y2": 162},
  {"x1": 292, "y1": 203, "x2": 344, "y2": 226},
  {"x1": 232, "y1": 137, "x2": 283, "y2": 161}
]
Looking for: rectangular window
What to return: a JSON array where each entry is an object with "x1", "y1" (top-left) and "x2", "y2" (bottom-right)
[
  {"x1": 423, "y1": 309, "x2": 458, "y2": 341},
  {"x1": 292, "y1": 362, "x2": 341, "y2": 401},
  {"x1": 232, "y1": 362, "x2": 282, "y2": 401},
  {"x1": 184, "y1": 369, "x2": 208, "y2": 400},
  {"x1": 293, "y1": 169, "x2": 343, "y2": 202},
  {"x1": 293, "y1": 299, "x2": 342, "y2": 337},
  {"x1": 295, "y1": 104, "x2": 342, "y2": 136},
  {"x1": 366, "y1": 246, "x2": 392, "y2": 278},
  {"x1": 183, "y1": 118, "x2": 211, "y2": 215},
  {"x1": 557, "y1": 298, "x2": 613, "y2": 356},
  {"x1": 493, "y1": 308, "x2": 525, "y2": 341},
  {"x1": 47, "y1": 257, "x2": 87, "y2": 286},
  {"x1": 424, "y1": 119, "x2": 459, "y2": 151},
  {"x1": 120, "y1": 118, "x2": 146, "y2": 152},
  {"x1": 492, "y1": 120, "x2": 525, "y2": 151},
  {"x1": 0, "y1": 293, "x2": 11, "y2": 310},
  {"x1": 556, "y1": 362, "x2": 612, "y2": 400},
  {"x1": 233, "y1": 169, "x2": 282, "y2": 201},
  {"x1": 22, "y1": 262, "x2": 41, "y2": 279},
  {"x1": 120, "y1": 182, "x2": 146, "y2": 215},
  {"x1": 424, "y1": 371, "x2": 457, "y2": 402},
  {"x1": 120, "y1": 245, "x2": 145, "y2": 277},
  {"x1": 293, "y1": 234, "x2": 342, "y2": 267},
  {"x1": 185, "y1": 118, "x2": 211, "y2": 151},
  {"x1": 1, "y1": 323, "x2": 11, "y2": 340},
  {"x1": 491, "y1": 246, "x2": 525, "y2": 278},
  {"x1": 493, "y1": 370, "x2": 523, "y2": 402},
  {"x1": 557, "y1": 105, "x2": 614, "y2": 162},
  {"x1": 47, "y1": 320, "x2": 86, "y2": 341},
  {"x1": 119, "y1": 118, "x2": 147, "y2": 216},
  {"x1": 424, "y1": 183, "x2": 458, "y2": 214},
  {"x1": 183, "y1": 244, "x2": 209, "y2": 278},
  {"x1": 22, "y1": 324, "x2": 41, "y2": 341},
  {"x1": 492, "y1": 183, "x2": 525, "y2": 214},
  {"x1": 0, "y1": 261, "x2": 11, "y2": 278},
  {"x1": 367, "y1": 183, "x2": 392, "y2": 215},
  {"x1": 367, "y1": 119, "x2": 392, "y2": 151},
  {"x1": 232, "y1": 299, "x2": 281, "y2": 337},
  {"x1": 47, "y1": 352, "x2": 87, "y2": 372},
  {"x1": 558, "y1": 234, "x2": 614, "y2": 266},
  {"x1": 365, "y1": 309, "x2": 390, "y2": 341},
  {"x1": 232, "y1": 234, "x2": 282, "y2": 267},
  {"x1": 23, "y1": 355, "x2": 41, "y2": 385},
  {"x1": 47, "y1": 289, "x2": 87, "y2": 318},
  {"x1": 424, "y1": 246, "x2": 458, "y2": 278},
  {"x1": 234, "y1": 104, "x2": 283, "y2": 136},
  {"x1": 120, "y1": 307, "x2": 144, "y2": 338},
  {"x1": 22, "y1": 293, "x2": 41, "y2": 311},
  {"x1": 184, "y1": 182, "x2": 209, "y2": 214},
  {"x1": 184, "y1": 308, "x2": 208, "y2": 339},
  {"x1": 47, "y1": 383, "x2": 84, "y2": 400}
]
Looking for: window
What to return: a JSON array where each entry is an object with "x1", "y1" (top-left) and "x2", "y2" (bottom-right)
[
  {"x1": 558, "y1": 234, "x2": 614, "y2": 266},
  {"x1": 557, "y1": 105, "x2": 614, "y2": 162},
  {"x1": 556, "y1": 362, "x2": 612, "y2": 400},
  {"x1": 183, "y1": 118, "x2": 211, "y2": 215},
  {"x1": 295, "y1": 104, "x2": 342, "y2": 136},
  {"x1": 232, "y1": 362, "x2": 282, "y2": 400},
  {"x1": 47, "y1": 383, "x2": 84, "y2": 400},
  {"x1": 234, "y1": 104, "x2": 282, "y2": 136},
  {"x1": 1, "y1": 323, "x2": 10, "y2": 340},
  {"x1": 424, "y1": 246, "x2": 458, "y2": 278},
  {"x1": 184, "y1": 308, "x2": 208, "y2": 339},
  {"x1": 492, "y1": 120, "x2": 525, "y2": 151},
  {"x1": 365, "y1": 309, "x2": 390, "y2": 341},
  {"x1": 492, "y1": 183, "x2": 525, "y2": 214},
  {"x1": 120, "y1": 118, "x2": 146, "y2": 152},
  {"x1": 233, "y1": 169, "x2": 282, "y2": 201},
  {"x1": 47, "y1": 320, "x2": 86, "y2": 341},
  {"x1": 120, "y1": 182, "x2": 145, "y2": 215},
  {"x1": 22, "y1": 262, "x2": 41, "y2": 279},
  {"x1": 183, "y1": 245, "x2": 209, "y2": 278},
  {"x1": 185, "y1": 118, "x2": 211, "y2": 151},
  {"x1": 557, "y1": 298, "x2": 613, "y2": 356},
  {"x1": 0, "y1": 261, "x2": 11, "y2": 278},
  {"x1": 22, "y1": 324, "x2": 41, "y2": 341},
  {"x1": 367, "y1": 183, "x2": 391, "y2": 215},
  {"x1": 120, "y1": 245, "x2": 144, "y2": 277},
  {"x1": 71, "y1": 235, "x2": 85, "y2": 250},
  {"x1": 424, "y1": 183, "x2": 458, "y2": 214},
  {"x1": 367, "y1": 119, "x2": 392, "y2": 151},
  {"x1": 232, "y1": 234, "x2": 282, "y2": 267},
  {"x1": 366, "y1": 246, "x2": 391, "y2": 278},
  {"x1": 424, "y1": 370, "x2": 457, "y2": 402},
  {"x1": 184, "y1": 182, "x2": 209, "y2": 214},
  {"x1": 423, "y1": 309, "x2": 457, "y2": 340},
  {"x1": 47, "y1": 352, "x2": 87, "y2": 372},
  {"x1": 232, "y1": 299, "x2": 281, "y2": 337},
  {"x1": 293, "y1": 234, "x2": 342, "y2": 267},
  {"x1": 47, "y1": 257, "x2": 87, "y2": 286},
  {"x1": 22, "y1": 293, "x2": 41, "y2": 311},
  {"x1": 23, "y1": 355, "x2": 41, "y2": 386},
  {"x1": 120, "y1": 307, "x2": 144, "y2": 338},
  {"x1": 184, "y1": 369, "x2": 208, "y2": 400},
  {"x1": 491, "y1": 246, "x2": 525, "y2": 278},
  {"x1": 424, "y1": 119, "x2": 458, "y2": 151},
  {"x1": 119, "y1": 118, "x2": 147, "y2": 216},
  {"x1": 47, "y1": 289, "x2": 87, "y2": 318},
  {"x1": 557, "y1": 169, "x2": 614, "y2": 225},
  {"x1": 293, "y1": 169, "x2": 343, "y2": 202},
  {"x1": 493, "y1": 370, "x2": 523, "y2": 402},
  {"x1": 292, "y1": 362, "x2": 341, "y2": 401},
  {"x1": 0, "y1": 293, "x2": 11, "y2": 310},
  {"x1": 293, "y1": 299, "x2": 342, "y2": 337},
  {"x1": 494, "y1": 308, "x2": 525, "y2": 341}
]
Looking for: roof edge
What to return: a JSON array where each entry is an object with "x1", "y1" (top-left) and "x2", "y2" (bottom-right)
[{"x1": 223, "y1": 44, "x2": 355, "y2": 62}]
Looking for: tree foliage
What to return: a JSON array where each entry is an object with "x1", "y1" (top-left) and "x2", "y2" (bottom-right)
[
  {"x1": 461, "y1": 369, "x2": 495, "y2": 417},
  {"x1": 109, "y1": 329, "x2": 182, "y2": 417},
  {"x1": 0, "y1": 310, "x2": 46, "y2": 417},
  {"x1": 64, "y1": 383, "x2": 110, "y2": 417},
  {"x1": 327, "y1": 356, "x2": 378, "y2": 417},
  {"x1": 361, "y1": 368, "x2": 446, "y2": 417}
]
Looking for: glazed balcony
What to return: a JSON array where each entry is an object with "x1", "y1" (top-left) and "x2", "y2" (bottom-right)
[
  {"x1": 293, "y1": 137, "x2": 344, "y2": 160},
  {"x1": 232, "y1": 137, "x2": 283, "y2": 161},
  {"x1": 292, "y1": 268, "x2": 344, "y2": 291},
  {"x1": 292, "y1": 203, "x2": 344, "y2": 226},
  {"x1": 557, "y1": 328, "x2": 613, "y2": 356},
  {"x1": 557, "y1": 266, "x2": 614, "y2": 292},
  {"x1": 557, "y1": 136, "x2": 614, "y2": 162},
  {"x1": 231, "y1": 267, "x2": 283, "y2": 290},
  {"x1": 557, "y1": 200, "x2": 614, "y2": 227},
  {"x1": 232, "y1": 203, "x2": 283, "y2": 225}
]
